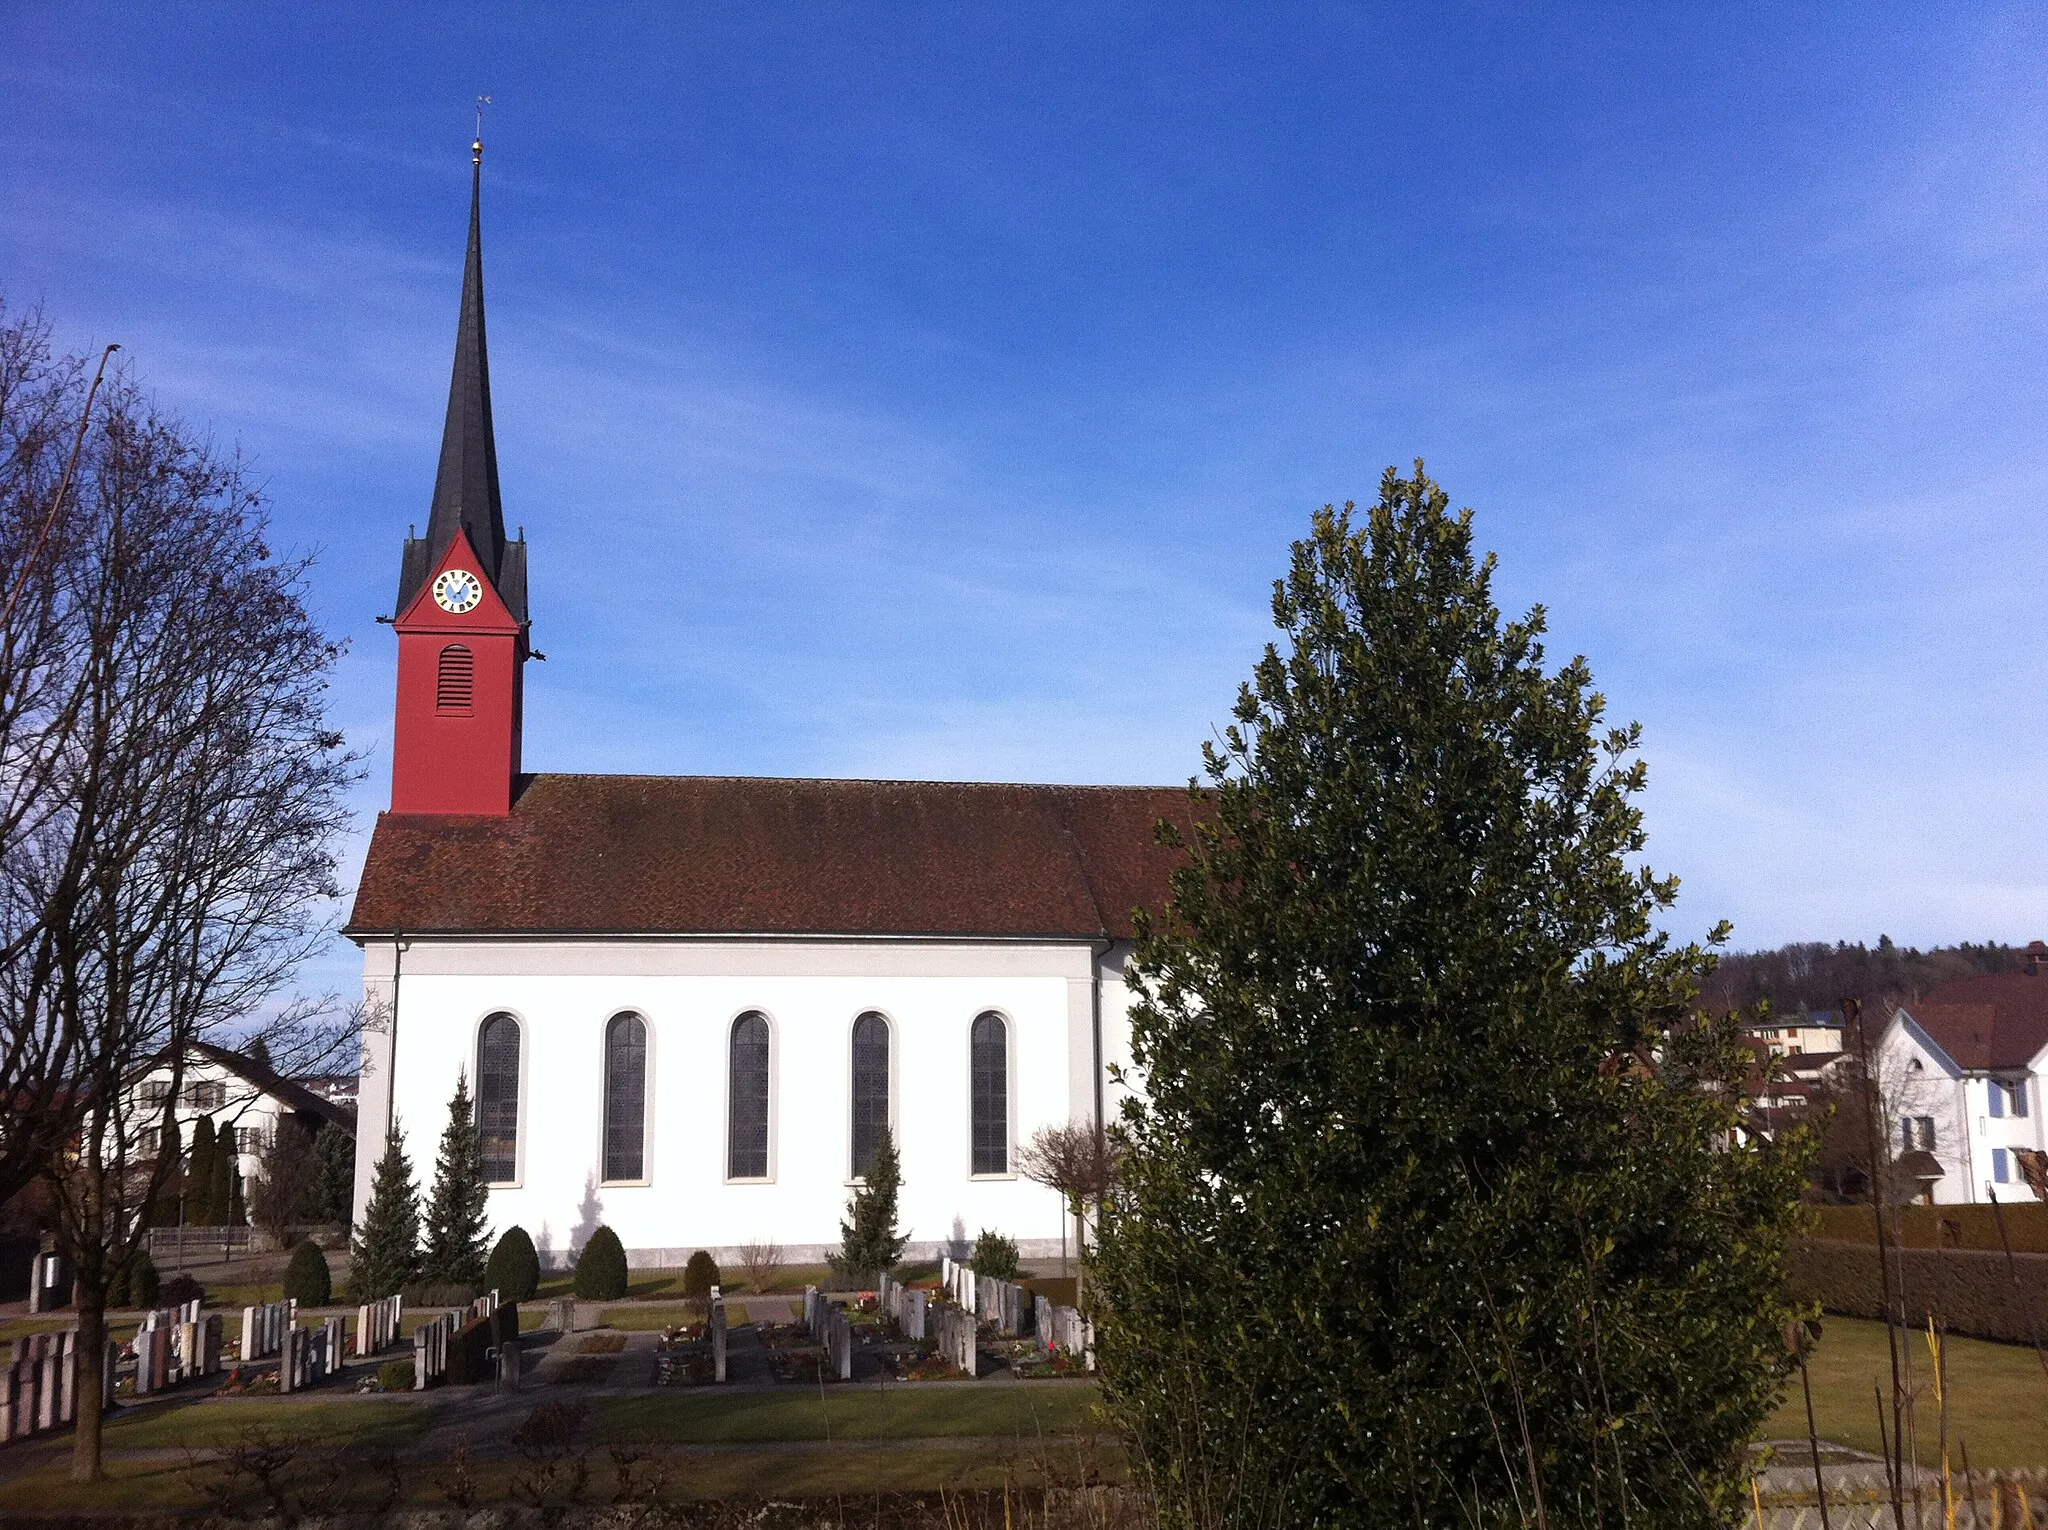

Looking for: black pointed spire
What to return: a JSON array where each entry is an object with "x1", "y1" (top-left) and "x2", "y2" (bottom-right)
[{"x1": 395, "y1": 136, "x2": 527, "y2": 622}]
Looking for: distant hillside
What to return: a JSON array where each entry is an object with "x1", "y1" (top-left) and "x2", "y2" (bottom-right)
[{"x1": 1698, "y1": 937, "x2": 2021, "y2": 1017}]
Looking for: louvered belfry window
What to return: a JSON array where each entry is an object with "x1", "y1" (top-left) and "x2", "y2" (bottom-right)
[
  {"x1": 436, "y1": 644, "x2": 474, "y2": 712},
  {"x1": 850, "y1": 1012, "x2": 890, "y2": 1178},
  {"x1": 970, "y1": 1011, "x2": 1008, "y2": 1175},
  {"x1": 477, "y1": 1013, "x2": 521, "y2": 1183},
  {"x1": 604, "y1": 1012, "x2": 648, "y2": 1183}
]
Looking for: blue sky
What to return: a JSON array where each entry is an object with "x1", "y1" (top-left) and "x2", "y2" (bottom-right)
[{"x1": 8, "y1": 5, "x2": 2048, "y2": 997}]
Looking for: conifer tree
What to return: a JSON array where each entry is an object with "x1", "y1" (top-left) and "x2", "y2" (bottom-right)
[
  {"x1": 347, "y1": 1122, "x2": 420, "y2": 1300},
  {"x1": 420, "y1": 1072, "x2": 491, "y2": 1286},
  {"x1": 184, "y1": 1117, "x2": 220, "y2": 1225},
  {"x1": 1091, "y1": 468, "x2": 1813, "y2": 1529},
  {"x1": 310, "y1": 1122, "x2": 355, "y2": 1226},
  {"x1": 147, "y1": 1117, "x2": 183, "y2": 1228},
  {"x1": 212, "y1": 1132, "x2": 238, "y2": 1226},
  {"x1": 829, "y1": 1123, "x2": 906, "y2": 1284}
]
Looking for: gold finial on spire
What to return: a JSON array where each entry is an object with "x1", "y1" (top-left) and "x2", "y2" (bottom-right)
[{"x1": 474, "y1": 95, "x2": 491, "y2": 163}]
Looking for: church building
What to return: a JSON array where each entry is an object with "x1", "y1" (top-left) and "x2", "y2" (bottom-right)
[{"x1": 345, "y1": 144, "x2": 1191, "y2": 1266}]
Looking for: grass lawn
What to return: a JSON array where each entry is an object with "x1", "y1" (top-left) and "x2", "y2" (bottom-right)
[
  {"x1": 597, "y1": 1384, "x2": 1103, "y2": 1446},
  {"x1": 1762, "y1": 1317, "x2": 2048, "y2": 1468},
  {"x1": 100, "y1": 1397, "x2": 429, "y2": 1450}
]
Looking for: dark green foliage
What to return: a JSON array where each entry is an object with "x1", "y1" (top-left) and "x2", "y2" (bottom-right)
[
  {"x1": 682, "y1": 1250, "x2": 721, "y2": 1299},
  {"x1": 283, "y1": 1238, "x2": 332, "y2": 1306},
  {"x1": 970, "y1": 1230, "x2": 1020, "y2": 1281},
  {"x1": 485, "y1": 1225, "x2": 541, "y2": 1302},
  {"x1": 377, "y1": 1359, "x2": 415, "y2": 1392},
  {"x1": 829, "y1": 1122, "x2": 907, "y2": 1285},
  {"x1": 420, "y1": 1073, "x2": 491, "y2": 1287},
  {"x1": 147, "y1": 1116, "x2": 182, "y2": 1227},
  {"x1": 311, "y1": 1123, "x2": 355, "y2": 1226},
  {"x1": 1789, "y1": 1239, "x2": 2048, "y2": 1344},
  {"x1": 184, "y1": 1116, "x2": 221, "y2": 1225},
  {"x1": 213, "y1": 1135, "x2": 238, "y2": 1227},
  {"x1": 573, "y1": 1224, "x2": 628, "y2": 1300},
  {"x1": 160, "y1": 1273, "x2": 205, "y2": 1308},
  {"x1": 1091, "y1": 468, "x2": 1815, "y2": 1530},
  {"x1": 347, "y1": 1122, "x2": 419, "y2": 1301},
  {"x1": 248, "y1": 1036, "x2": 272, "y2": 1073},
  {"x1": 124, "y1": 1249, "x2": 159, "y2": 1310}
]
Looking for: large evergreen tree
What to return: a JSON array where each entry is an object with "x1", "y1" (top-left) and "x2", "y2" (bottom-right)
[
  {"x1": 419, "y1": 1072, "x2": 491, "y2": 1287},
  {"x1": 347, "y1": 1122, "x2": 420, "y2": 1300},
  {"x1": 310, "y1": 1122, "x2": 355, "y2": 1226},
  {"x1": 1091, "y1": 468, "x2": 1812, "y2": 1529},
  {"x1": 183, "y1": 1117, "x2": 220, "y2": 1226},
  {"x1": 829, "y1": 1123, "x2": 907, "y2": 1285}
]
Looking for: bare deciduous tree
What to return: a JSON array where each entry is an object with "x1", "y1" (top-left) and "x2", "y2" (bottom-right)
[
  {"x1": 247, "y1": 1120, "x2": 319, "y2": 1252},
  {"x1": 1018, "y1": 1118, "x2": 1122, "y2": 1302},
  {"x1": 0, "y1": 305, "x2": 357, "y2": 1479},
  {"x1": 736, "y1": 1239, "x2": 784, "y2": 1294}
]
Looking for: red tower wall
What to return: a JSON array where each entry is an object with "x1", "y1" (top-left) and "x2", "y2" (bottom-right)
[{"x1": 390, "y1": 529, "x2": 523, "y2": 816}]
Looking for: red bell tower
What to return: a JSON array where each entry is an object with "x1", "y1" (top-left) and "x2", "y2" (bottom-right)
[{"x1": 389, "y1": 134, "x2": 530, "y2": 816}]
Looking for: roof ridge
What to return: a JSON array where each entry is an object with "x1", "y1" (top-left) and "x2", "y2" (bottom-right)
[{"x1": 524, "y1": 770, "x2": 1197, "y2": 792}]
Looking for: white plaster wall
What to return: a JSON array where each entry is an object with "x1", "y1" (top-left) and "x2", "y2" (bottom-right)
[{"x1": 355, "y1": 938, "x2": 1139, "y2": 1264}]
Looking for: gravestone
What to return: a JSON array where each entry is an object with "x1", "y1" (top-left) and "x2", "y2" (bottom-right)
[{"x1": 711, "y1": 1299, "x2": 727, "y2": 1383}]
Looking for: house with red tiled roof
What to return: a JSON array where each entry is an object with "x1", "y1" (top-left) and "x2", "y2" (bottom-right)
[
  {"x1": 343, "y1": 146, "x2": 1189, "y2": 1266},
  {"x1": 1879, "y1": 944, "x2": 2048, "y2": 1204}
]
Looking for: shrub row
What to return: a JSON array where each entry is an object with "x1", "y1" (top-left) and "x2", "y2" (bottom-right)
[
  {"x1": 1805, "y1": 1201, "x2": 2048, "y2": 1254},
  {"x1": 1788, "y1": 1237, "x2": 2048, "y2": 1344}
]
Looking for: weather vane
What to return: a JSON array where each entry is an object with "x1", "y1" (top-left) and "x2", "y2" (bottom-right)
[{"x1": 474, "y1": 95, "x2": 491, "y2": 162}]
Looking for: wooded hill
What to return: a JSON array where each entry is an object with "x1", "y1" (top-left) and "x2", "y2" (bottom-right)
[{"x1": 1699, "y1": 937, "x2": 2021, "y2": 1016}]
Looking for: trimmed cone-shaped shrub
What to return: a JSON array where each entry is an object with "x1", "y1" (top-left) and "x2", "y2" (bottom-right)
[
  {"x1": 283, "y1": 1237, "x2": 332, "y2": 1306},
  {"x1": 971, "y1": 1229, "x2": 1020, "y2": 1281},
  {"x1": 682, "y1": 1249, "x2": 720, "y2": 1299},
  {"x1": 573, "y1": 1224, "x2": 628, "y2": 1300},
  {"x1": 485, "y1": 1225, "x2": 540, "y2": 1302}
]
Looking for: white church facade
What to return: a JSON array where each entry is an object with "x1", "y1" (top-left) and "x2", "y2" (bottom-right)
[{"x1": 346, "y1": 145, "x2": 1189, "y2": 1266}]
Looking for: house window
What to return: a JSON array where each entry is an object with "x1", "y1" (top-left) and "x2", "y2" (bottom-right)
[
  {"x1": 728, "y1": 1012, "x2": 771, "y2": 1180},
  {"x1": 1993, "y1": 1148, "x2": 2011, "y2": 1184},
  {"x1": 1990, "y1": 1081, "x2": 2005, "y2": 1119},
  {"x1": 970, "y1": 1011, "x2": 1009, "y2": 1176},
  {"x1": 235, "y1": 1126, "x2": 269, "y2": 1155},
  {"x1": 477, "y1": 1013, "x2": 521, "y2": 1183},
  {"x1": 187, "y1": 1080, "x2": 226, "y2": 1110},
  {"x1": 437, "y1": 645, "x2": 475, "y2": 713},
  {"x1": 140, "y1": 1080, "x2": 171, "y2": 1108},
  {"x1": 136, "y1": 1126, "x2": 160, "y2": 1159},
  {"x1": 603, "y1": 1012, "x2": 648, "y2": 1183},
  {"x1": 850, "y1": 1012, "x2": 890, "y2": 1178},
  {"x1": 1995, "y1": 1079, "x2": 2030, "y2": 1118}
]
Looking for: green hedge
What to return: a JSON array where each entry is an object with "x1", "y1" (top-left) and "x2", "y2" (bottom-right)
[
  {"x1": 1804, "y1": 1202, "x2": 2048, "y2": 1253},
  {"x1": 1788, "y1": 1237, "x2": 2048, "y2": 1344}
]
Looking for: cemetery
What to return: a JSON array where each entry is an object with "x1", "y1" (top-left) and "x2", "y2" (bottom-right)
[{"x1": 0, "y1": 1242, "x2": 1118, "y2": 1514}]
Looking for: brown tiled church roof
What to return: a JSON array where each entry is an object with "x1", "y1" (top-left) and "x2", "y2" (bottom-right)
[
  {"x1": 1902, "y1": 966, "x2": 2048, "y2": 1071},
  {"x1": 345, "y1": 773, "x2": 1203, "y2": 940}
]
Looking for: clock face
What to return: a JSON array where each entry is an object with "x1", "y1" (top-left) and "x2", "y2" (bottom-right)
[{"x1": 432, "y1": 569, "x2": 484, "y2": 614}]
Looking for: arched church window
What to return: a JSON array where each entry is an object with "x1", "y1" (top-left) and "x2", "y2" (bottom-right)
[
  {"x1": 728, "y1": 1012, "x2": 772, "y2": 1179},
  {"x1": 477, "y1": 1013, "x2": 521, "y2": 1183},
  {"x1": 437, "y1": 645, "x2": 474, "y2": 713},
  {"x1": 850, "y1": 1012, "x2": 890, "y2": 1177},
  {"x1": 970, "y1": 1011, "x2": 1008, "y2": 1175},
  {"x1": 603, "y1": 1012, "x2": 648, "y2": 1183}
]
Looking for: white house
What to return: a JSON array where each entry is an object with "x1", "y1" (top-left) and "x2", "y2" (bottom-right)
[
  {"x1": 1878, "y1": 949, "x2": 2048, "y2": 1204},
  {"x1": 128, "y1": 1041, "x2": 355, "y2": 1210},
  {"x1": 346, "y1": 144, "x2": 1184, "y2": 1267}
]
